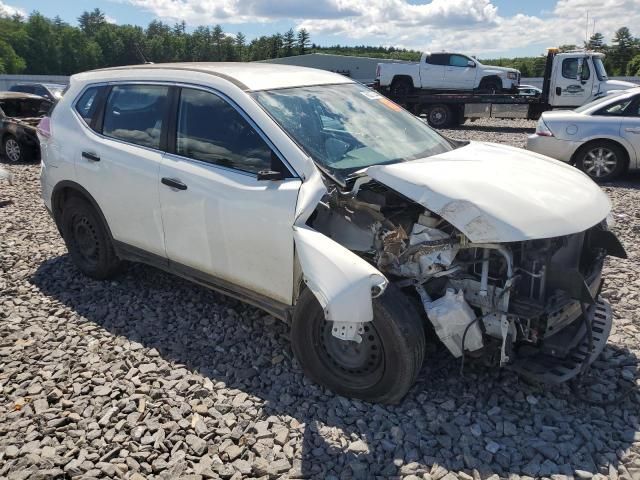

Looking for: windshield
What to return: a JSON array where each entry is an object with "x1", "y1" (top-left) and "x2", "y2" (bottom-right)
[
  {"x1": 45, "y1": 85, "x2": 66, "y2": 98},
  {"x1": 253, "y1": 83, "x2": 452, "y2": 181},
  {"x1": 574, "y1": 90, "x2": 626, "y2": 113},
  {"x1": 593, "y1": 57, "x2": 608, "y2": 80}
]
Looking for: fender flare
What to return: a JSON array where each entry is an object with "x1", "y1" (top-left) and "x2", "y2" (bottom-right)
[{"x1": 51, "y1": 180, "x2": 115, "y2": 241}]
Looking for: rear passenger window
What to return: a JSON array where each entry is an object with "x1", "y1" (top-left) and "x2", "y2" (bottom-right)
[
  {"x1": 427, "y1": 54, "x2": 449, "y2": 66},
  {"x1": 75, "y1": 87, "x2": 100, "y2": 125},
  {"x1": 176, "y1": 88, "x2": 272, "y2": 174},
  {"x1": 103, "y1": 85, "x2": 169, "y2": 149}
]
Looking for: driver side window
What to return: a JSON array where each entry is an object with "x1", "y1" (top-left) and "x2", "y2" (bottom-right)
[{"x1": 176, "y1": 88, "x2": 273, "y2": 175}]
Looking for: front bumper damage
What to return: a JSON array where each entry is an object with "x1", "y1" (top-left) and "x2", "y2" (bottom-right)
[{"x1": 507, "y1": 298, "x2": 612, "y2": 383}]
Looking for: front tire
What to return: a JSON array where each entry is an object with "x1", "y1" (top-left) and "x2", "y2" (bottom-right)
[
  {"x1": 60, "y1": 196, "x2": 121, "y2": 279},
  {"x1": 3, "y1": 135, "x2": 23, "y2": 163},
  {"x1": 575, "y1": 141, "x2": 627, "y2": 182},
  {"x1": 477, "y1": 77, "x2": 502, "y2": 94},
  {"x1": 291, "y1": 285, "x2": 425, "y2": 404}
]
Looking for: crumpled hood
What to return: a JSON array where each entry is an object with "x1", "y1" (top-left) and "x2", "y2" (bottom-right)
[{"x1": 366, "y1": 142, "x2": 611, "y2": 243}]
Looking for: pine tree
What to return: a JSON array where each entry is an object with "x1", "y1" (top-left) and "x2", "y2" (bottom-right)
[
  {"x1": 235, "y1": 32, "x2": 246, "y2": 61},
  {"x1": 296, "y1": 28, "x2": 310, "y2": 55},
  {"x1": 610, "y1": 27, "x2": 637, "y2": 75},
  {"x1": 283, "y1": 28, "x2": 295, "y2": 57},
  {"x1": 585, "y1": 32, "x2": 605, "y2": 51},
  {"x1": 78, "y1": 8, "x2": 106, "y2": 37}
]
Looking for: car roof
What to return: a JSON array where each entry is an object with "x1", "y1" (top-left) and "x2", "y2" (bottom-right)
[
  {"x1": 0, "y1": 91, "x2": 49, "y2": 101},
  {"x1": 81, "y1": 62, "x2": 355, "y2": 91}
]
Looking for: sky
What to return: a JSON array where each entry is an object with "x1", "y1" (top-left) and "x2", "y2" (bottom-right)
[{"x1": 1, "y1": 0, "x2": 639, "y2": 58}]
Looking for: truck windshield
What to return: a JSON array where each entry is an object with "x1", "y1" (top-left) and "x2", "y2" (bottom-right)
[
  {"x1": 593, "y1": 57, "x2": 608, "y2": 80},
  {"x1": 253, "y1": 83, "x2": 452, "y2": 181}
]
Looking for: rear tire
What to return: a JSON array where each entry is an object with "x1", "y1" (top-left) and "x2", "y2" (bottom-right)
[
  {"x1": 61, "y1": 196, "x2": 121, "y2": 279},
  {"x1": 390, "y1": 77, "x2": 414, "y2": 96},
  {"x1": 575, "y1": 141, "x2": 627, "y2": 182},
  {"x1": 291, "y1": 285, "x2": 425, "y2": 404},
  {"x1": 426, "y1": 104, "x2": 453, "y2": 128}
]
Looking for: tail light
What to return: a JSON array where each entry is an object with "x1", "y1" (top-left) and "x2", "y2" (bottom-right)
[
  {"x1": 535, "y1": 118, "x2": 554, "y2": 137},
  {"x1": 37, "y1": 116, "x2": 52, "y2": 138}
]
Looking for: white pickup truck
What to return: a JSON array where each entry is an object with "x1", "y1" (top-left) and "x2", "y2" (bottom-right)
[{"x1": 376, "y1": 52, "x2": 520, "y2": 94}]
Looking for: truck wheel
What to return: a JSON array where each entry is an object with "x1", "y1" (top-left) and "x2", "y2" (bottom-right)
[
  {"x1": 291, "y1": 285, "x2": 426, "y2": 404},
  {"x1": 390, "y1": 77, "x2": 413, "y2": 96},
  {"x1": 478, "y1": 77, "x2": 502, "y2": 94},
  {"x1": 61, "y1": 196, "x2": 122, "y2": 279},
  {"x1": 575, "y1": 141, "x2": 627, "y2": 182},
  {"x1": 426, "y1": 104, "x2": 452, "y2": 128}
]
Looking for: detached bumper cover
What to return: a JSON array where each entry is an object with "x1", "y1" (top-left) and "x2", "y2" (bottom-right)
[{"x1": 507, "y1": 298, "x2": 612, "y2": 384}]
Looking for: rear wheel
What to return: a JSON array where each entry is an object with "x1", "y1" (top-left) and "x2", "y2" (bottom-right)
[
  {"x1": 60, "y1": 196, "x2": 122, "y2": 279},
  {"x1": 3, "y1": 135, "x2": 22, "y2": 163},
  {"x1": 390, "y1": 77, "x2": 414, "y2": 96},
  {"x1": 575, "y1": 141, "x2": 627, "y2": 182},
  {"x1": 291, "y1": 285, "x2": 425, "y2": 404},
  {"x1": 426, "y1": 104, "x2": 453, "y2": 128}
]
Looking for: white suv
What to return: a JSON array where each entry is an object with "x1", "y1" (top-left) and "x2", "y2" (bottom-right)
[{"x1": 40, "y1": 63, "x2": 622, "y2": 403}]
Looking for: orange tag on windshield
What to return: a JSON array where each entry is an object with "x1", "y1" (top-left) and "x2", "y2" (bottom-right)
[{"x1": 378, "y1": 97, "x2": 402, "y2": 111}]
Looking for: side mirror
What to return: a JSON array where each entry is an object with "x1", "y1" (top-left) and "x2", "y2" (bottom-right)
[
  {"x1": 257, "y1": 169, "x2": 284, "y2": 181},
  {"x1": 467, "y1": 60, "x2": 476, "y2": 68}
]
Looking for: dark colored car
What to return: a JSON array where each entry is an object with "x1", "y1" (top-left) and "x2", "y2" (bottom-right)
[
  {"x1": 1, "y1": 92, "x2": 52, "y2": 163},
  {"x1": 9, "y1": 82, "x2": 66, "y2": 102}
]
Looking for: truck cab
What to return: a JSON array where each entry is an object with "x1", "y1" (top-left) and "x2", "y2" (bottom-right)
[{"x1": 548, "y1": 51, "x2": 637, "y2": 108}]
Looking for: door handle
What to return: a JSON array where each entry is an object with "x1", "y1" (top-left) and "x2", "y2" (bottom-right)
[
  {"x1": 82, "y1": 151, "x2": 100, "y2": 162},
  {"x1": 161, "y1": 177, "x2": 187, "y2": 190},
  {"x1": 625, "y1": 127, "x2": 640, "y2": 134}
]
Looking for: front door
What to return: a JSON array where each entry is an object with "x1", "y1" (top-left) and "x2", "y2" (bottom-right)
[
  {"x1": 158, "y1": 87, "x2": 301, "y2": 305},
  {"x1": 444, "y1": 54, "x2": 476, "y2": 90},
  {"x1": 551, "y1": 56, "x2": 594, "y2": 108}
]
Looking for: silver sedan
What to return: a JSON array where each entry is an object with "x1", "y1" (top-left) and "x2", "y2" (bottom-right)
[{"x1": 527, "y1": 87, "x2": 640, "y2": 181}]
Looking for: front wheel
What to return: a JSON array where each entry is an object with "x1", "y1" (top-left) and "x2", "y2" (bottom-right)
[
  {"x1": 291, "y1": 285, "x2": 425, "y2": 404},
  {"x1": 575, "y1": 141, "x2": 627, "y2": 182},
  {"x1": 3, "y1": 135, "x2": 23, "y2": 163}
]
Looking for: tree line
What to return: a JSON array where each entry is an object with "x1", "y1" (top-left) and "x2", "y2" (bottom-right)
[
  {"x1": 0, "y1": 8, "x2": 419, "y2": 75},
  {"x1": 482, "y1": 28, "x2": 640, "y2": 77},
  {"x1": 1, "y1": 9, "x2": 639, "y2": 77}
]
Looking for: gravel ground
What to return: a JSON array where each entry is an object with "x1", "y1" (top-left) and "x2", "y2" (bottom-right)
[{"x1": 1, "y1": 118, "x2": 639, "y2": 480}]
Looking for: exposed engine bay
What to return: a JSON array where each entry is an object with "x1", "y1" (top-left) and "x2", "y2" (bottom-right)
[{"x1": 307, "y1": 175, "x2": 626, "y2": 381}]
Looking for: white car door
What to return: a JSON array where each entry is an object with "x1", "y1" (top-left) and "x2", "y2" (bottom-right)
[
  {"x1": 619, "y1": 95, "x2": 640, "y2": 164},
  {"x1": 444, "y1": 54, "x2": 476, "y2": 90},
  {"x1": 74, "y1": 84, "x2": 168, "y2": 257},
  {"x1": 419, "y1": 53, "x2": 447, "y2": 89},
  {"x1": 551, "y1": 56, "x2": 594, "y2": 108},
  {"x1": 158, "y1": 87, "x2": 301, "y2": 305}
]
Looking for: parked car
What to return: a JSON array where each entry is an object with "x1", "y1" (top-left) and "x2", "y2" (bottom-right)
[
  {"x1": 517, "y1": 84, "x2": 542, "y2": 96},
  {"x1": 1, "y1": 92, "x2": 52, "y2": 162},
  {"x1": 527, "y1": 87, "x2": 640, "y2": 181},
  {"x1": 9, "y1": 82, "x2": 66, "y2": 102},
  {"x1": 39, "y1": 64, "x2": 624, "y2": 403},
  {"x1": 376, "y1": 52, "x2": 520, "y2": 94}
]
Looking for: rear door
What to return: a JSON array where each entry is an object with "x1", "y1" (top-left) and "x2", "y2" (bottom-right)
[
  {"x1": 419, "y1": 54, "x2": 447, "y2": 89},
  {"x1": 73, "y1": 83, "x2": 168, "y2": 258},
  {"x1": 158, "y1": 86, "x2": 301, "y2": 305},
  {"x1": 619, "y1": 95, "x2": 640, "y2": 164},
  {"x1": 444, "y1": 54, "x2": 476, "y2": 90}
]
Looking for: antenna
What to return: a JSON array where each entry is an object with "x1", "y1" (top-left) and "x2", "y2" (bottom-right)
[
  {"x1": 135, "y1": 43, "x2": 153, "y2": 64},
  {"x1": 585, "y1": 11, "x2": 589, "y2": 46}
]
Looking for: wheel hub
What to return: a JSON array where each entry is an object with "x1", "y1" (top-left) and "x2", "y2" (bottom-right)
[
  {"x1": 73, "y1": 217, "x2": 99, "y2": 262},
  {"x1": 320, "y1": 322, "x2": 382, "y2": 375},
  {"x1": 584, "y1": 147, "x2": 617, "y2": 177},
  {"x1": 5, "y1": 139, "x2": 20, "y2": 162}
]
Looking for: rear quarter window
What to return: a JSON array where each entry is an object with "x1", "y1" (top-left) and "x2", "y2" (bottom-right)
[{"x1": 75, "y1": 87, "x2": 101, "y2": 125}]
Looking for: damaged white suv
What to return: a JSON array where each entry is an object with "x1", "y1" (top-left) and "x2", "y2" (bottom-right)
[{"x1": 40, "y1": 63, "x2": 625, "y2": 404}]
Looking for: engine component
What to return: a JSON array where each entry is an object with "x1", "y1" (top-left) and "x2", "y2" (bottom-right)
[{"x1": 418, "y1": 287, "x2": 483, "y2": 358}]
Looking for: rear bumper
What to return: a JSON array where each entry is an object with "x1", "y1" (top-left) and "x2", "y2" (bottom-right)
[
  {"x1": 507, "y1": 298, "x2": 612, "y2": 384},
  {"x1": 526, "y1": 134, "x2": 580, "y2": 163}
]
